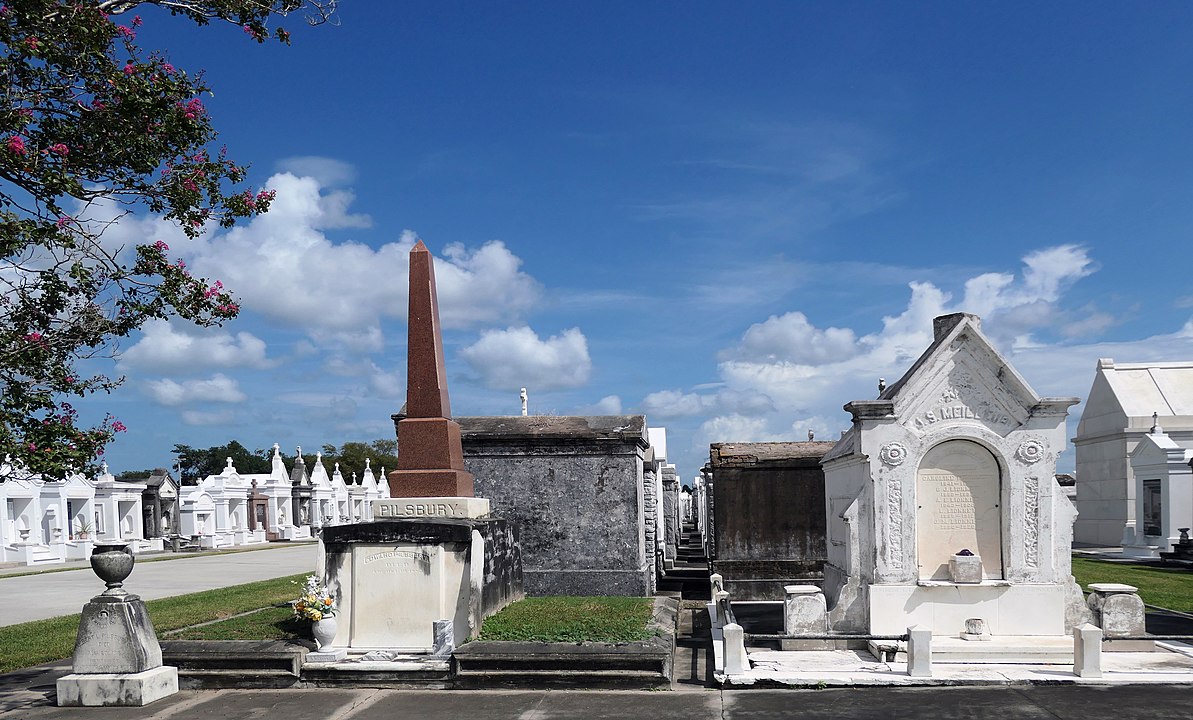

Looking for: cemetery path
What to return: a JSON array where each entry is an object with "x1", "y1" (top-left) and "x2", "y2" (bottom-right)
[
  {"x1": 0, "y1": 544, "x2": 318, "y2": 626},
  {"x1": 8, "y1": 685, "x2": 1193, "y2": 719}
]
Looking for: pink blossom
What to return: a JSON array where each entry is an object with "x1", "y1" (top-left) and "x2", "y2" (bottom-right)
[
  {"x1": 56, "y1": 215, "x2": 71, "y2": 228},
  {"x1": 112, "y1": 420, "x2": 127, "y2": 433},
  {"x1": 153, "y1": 239, "x2": 170, "y2": 252},
  {"x1": 23, "y1": 331, "x2": 42, "y2": 342},
  {"x1": 123, "y1": 63, "x2": 135, "y2": 75},
  {"x1": 28, "y1": 443, "x2": 36, "y2": 451},
  {"x1": 25, "y1": 36, "x2": 38, "y2": 51},
  {"x1": 162, "y1": 62, "x2": 174, "y2": 74},
  {"x1": 116, "y1": 25, "x2": 135, "y2": 39},
  {"x1": 132, "y1": 15, "x2": 143, "y2": 27},
  {"x1": 48, "y1": 143, "x2": 69, "y2": 156},
  {"x1": 7, "y1": 135, "x2": 26, "y2": 155}
]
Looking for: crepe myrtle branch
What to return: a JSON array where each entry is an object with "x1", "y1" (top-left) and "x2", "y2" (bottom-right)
[{"x1": 0, "y1": 0, "x2": 333, "y2": 478}]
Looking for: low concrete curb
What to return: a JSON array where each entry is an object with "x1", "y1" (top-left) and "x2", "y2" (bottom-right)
[{"x1": 158, "y1": 597, "x2": 679, "y2": 690}]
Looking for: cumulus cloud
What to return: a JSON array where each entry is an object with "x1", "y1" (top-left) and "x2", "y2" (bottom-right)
[
  {"x1": 641, "y1": 388, "x2": 774, "y2": 419},
  {"x1": 697, "y1": 414, "x2": 788, "y2": 444},
  {"x1": 574, "y1": 395, "x2": 623, "y2": 415},
  {"x1": 660, "y1": 245, "x2": 1163, "y2": 457},
  {"x1": 720, "y1": 311, "x2": 858, "y2": 364},
  {"x1": 119, "y1": 320, "x2": 272, "y2": 373},
  {"x1": 144, "y1": 374, "x2": 247, "y2": 406},
  {"x1": 459, "y1": 326, "x2": 592, "y2": 391},
  {"x1": 105, "y1": 173, "x2": 541, "y2": 346},
  {"x1": 181, "y1": 409, "x2": 236, "y2": 426},
  {"x1": 275, "y1": 156, "x2": 357, "y2": 186}
]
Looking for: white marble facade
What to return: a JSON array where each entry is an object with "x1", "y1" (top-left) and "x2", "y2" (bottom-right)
[
  {"x1": 1123, "y1": 422, "x2": 1193, "y2": 556},
  {"x1": 1073, "y1": 359, "x2": 1193, "y2": 547},
  {"x1": 1, "y1": 459, "x2": 156, "y2": 565},
  {"x1": 822, "y1": 313, "x2": 1088, "y2": 637}
]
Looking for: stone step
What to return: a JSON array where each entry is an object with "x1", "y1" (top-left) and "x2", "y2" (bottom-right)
[
  {"x1": 868, "y1": 636, "x2": 1075, "y2": 665},
  {"x1": 453, "y1": 643, "x2": 670, "y2": 689}
]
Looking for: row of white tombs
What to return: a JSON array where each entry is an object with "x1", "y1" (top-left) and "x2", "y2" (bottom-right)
[{"x1": 0, "y1": 445, "x2": 391, "y2": 566}]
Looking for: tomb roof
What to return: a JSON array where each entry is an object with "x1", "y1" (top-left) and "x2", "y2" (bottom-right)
[
  {"x1": 1093, "y1": 359, "x2": 1193, "y2": 418},
  {"x1": 709, "y1": 441, "x2": 837, "y2": 467},
  {"x1": 458, "y1": 415, "x2": 647, "y2": 443}
]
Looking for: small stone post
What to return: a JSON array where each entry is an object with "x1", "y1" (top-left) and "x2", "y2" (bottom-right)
[
  {"x1": 1086, "y1": 583, "x2": 1146, "y2": 637},
  {"x1": 710, "y1": 572, "x2": 724, "y2": 598},
  {"x1": 907, "y1": 625, "x2": 933, "y2": 678},
  {"x1": 784, "y1": 585, "x2": 828, "y2": 635},
  {"x1": 1073, "y1": 623, "x2": 1103, "y2": 678},
  {"x1": 723, "y1": 623, "x2": 747, "y2": 675}
]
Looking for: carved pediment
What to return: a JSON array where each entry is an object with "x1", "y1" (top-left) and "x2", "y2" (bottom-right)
[{"x1": 893, "y1": 330, "x2": 1035, "y2": 436}]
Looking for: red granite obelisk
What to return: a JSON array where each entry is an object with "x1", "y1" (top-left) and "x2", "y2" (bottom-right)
[{"x1": 387, "y1": 240, "x2": 475, "y2": 497}]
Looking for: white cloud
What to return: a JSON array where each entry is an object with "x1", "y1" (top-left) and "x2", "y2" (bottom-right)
[
  {"x1": 275, "y1": 156, "x2": 357, "y2": 186},
  {"x1": 697, "y1": 414, "x2": 788, "y2": 444},
  {"x1": 119, "y1": 320, "x2": 272, "y2": 373},
  {"x1": 144, "y1": 374, "x2": 247, "y2": 406},
  {"x1": 574, "y1": 395, "x2": 623, "y2": 415},
  {"x1": 720, "y1": 311, "x2": 858, "y2": 364},
  {"x1": 323, "y1": 356, "x2": 404, "y2": 398},
  {"x1": 459, "y1": 326, "x2": 592, "y2": 391},
  {"x1": 641, "y1": 388, "x2": 774, "y2": 419},
  {"x1": 126, "y1": 173, "x2": 541, "y2": 345},
  {"x1": 181, "y1": 409, "x2": 236, "y2": 426},
  {"x1": 659, "y1": 245, "x2": 1162, "y2": 454}
]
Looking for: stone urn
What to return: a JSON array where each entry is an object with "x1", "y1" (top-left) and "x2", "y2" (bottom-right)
[
  {"x1": 311, "y1": 616, "x2": 338, "y2": 653},
  {"x1": 90, "y1": 542, "x2": 135, "y2": 597}
]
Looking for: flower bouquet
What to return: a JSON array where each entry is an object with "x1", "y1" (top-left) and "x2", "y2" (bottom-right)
[{"x1": 291, "y1": 574, "x2": 337, "y2": 621}]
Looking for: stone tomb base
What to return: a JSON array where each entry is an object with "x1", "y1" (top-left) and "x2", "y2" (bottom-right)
[
  {"x1": 57, "y1": 666, "x2": 178, "y2": 707},
  {"x1": 320, "y1": 518, "x2": 521, "y2": 653},
  {"x1": 869, "y1": 583, "x2": 1067, "y2": 636}
]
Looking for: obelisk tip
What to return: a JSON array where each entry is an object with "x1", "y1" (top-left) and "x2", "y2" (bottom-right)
[{"x1": 411, "y1": 239, "x2": 428, "y2": 252}]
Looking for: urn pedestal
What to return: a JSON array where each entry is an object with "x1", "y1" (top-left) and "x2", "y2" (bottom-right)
[{"x1": 57, "y1": 543, "x2": 178, "y2": 706}]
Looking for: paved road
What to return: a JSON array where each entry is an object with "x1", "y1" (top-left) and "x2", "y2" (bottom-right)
[
  {"x1": 7, "y1": 686, "x2": 1193, "y2": 720},
  {"x1": 0, "y1": 544, "x2": 319, "y2": 626}
]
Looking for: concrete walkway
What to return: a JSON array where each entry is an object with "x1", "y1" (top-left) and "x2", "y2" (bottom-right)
[
  {"x1": 7, "y1": 686, "x2": 1193, "y2": 719},
  {"x1": 0, "y1": 544, "x2": 319, "y2": 626}
]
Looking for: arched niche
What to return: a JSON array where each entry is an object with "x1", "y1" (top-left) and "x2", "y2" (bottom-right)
[{"x1": 916, "y1": 440, "x2": 1003, "y2": 580}]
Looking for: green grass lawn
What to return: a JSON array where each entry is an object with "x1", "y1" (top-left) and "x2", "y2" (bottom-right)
[
  {"x1": 0, "y1": 573, "x2": 309, "y2": 674},
  {"x1": 1071, "y1": 557, "x2": 1193, "y2": 613},
  {"x1": 167, "y1": 605, "x2": 307, "y2": 641},
  {"x1": 478, "y1": 596, "x2": 655, "y2": 643}
]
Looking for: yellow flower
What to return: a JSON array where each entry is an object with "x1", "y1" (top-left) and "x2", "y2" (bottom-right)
[{"x1": 311, "y1": 610, "x2": 322, "y2": 621}]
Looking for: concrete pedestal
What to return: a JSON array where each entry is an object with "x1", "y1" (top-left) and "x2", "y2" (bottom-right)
[{"x1": 57, "y1": 666, "x2": 178, "y2": 707}]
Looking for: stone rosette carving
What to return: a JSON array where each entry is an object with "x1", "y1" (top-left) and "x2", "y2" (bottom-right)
[
  {"x1": 1015, "y1": 439, "x2": 1046, "y2": 464},
  {"x1": 879, "y1": 442, "x2": 909, "y2": 467}
]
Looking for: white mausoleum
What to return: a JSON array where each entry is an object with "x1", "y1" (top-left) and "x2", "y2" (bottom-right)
[
  {"x1": 822, "y1": 313, "x2": 1087, "y2": 637},
  {"x1": 1073, "y1": 359, "x2": 1193, "y2": 547}
]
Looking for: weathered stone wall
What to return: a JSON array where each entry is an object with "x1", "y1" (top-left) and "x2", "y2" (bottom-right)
[
  {"x1": 459, "y1": 416, "x2": 651, "y2": 596},
  {"x1": 709, "y1": 442, "x2": 834, "y2": 600}
]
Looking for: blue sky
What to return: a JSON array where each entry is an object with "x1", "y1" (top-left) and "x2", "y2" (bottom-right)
[{"x1": 80, "y1": 2, "x2": 1193, "y2": 480}]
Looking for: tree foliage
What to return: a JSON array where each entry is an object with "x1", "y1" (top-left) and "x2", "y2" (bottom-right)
[{"x1": 0, "y1": 0, "x2": 336, "y2": 479}]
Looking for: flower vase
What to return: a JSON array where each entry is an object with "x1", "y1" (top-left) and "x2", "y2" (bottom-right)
[{"x1": 311, "y1": 616, "x2": 337, "y2": 652}]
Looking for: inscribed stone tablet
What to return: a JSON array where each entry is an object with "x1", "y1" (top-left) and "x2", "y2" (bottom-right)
[
  {"x1": 348, "y1": 543, "x2": 467, "y2": 650},
  {"x1": 916, "y1": 440, "x2": 1003, "y2": 580}
]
